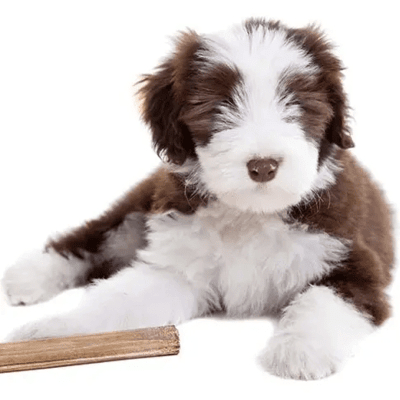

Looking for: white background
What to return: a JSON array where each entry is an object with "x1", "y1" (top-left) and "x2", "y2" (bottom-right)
[{"x1": 0, "y1": 0, "x2": 399, "y2": 398}]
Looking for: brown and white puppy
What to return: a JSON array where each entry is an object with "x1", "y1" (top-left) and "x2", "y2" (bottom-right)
[{"x1": 2, "y1": 19, "x2": 394, "y2": 380}]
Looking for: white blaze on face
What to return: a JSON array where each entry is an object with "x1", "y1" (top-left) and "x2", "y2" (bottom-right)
[{"x1": 196, "y1": 25, "x2": 322, "y2": 214}]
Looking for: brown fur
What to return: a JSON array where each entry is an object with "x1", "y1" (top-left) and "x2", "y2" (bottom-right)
[
  {"x1": 286, "y1": 25, "x2": 354, "y2": 150},
  {"x1": 137, "y1": 31, "x2": 202, "y2": 165},
  {"x1": 138, "y1": 31, "x2": 243, "y2": 164},
  {"x1": 244, "y1": 18, "x2": 354, "y2": 149},
  {"x1": 289, "y1": 151, "x2": 394, "y2": 325},
  {"x1": 46, "y1": 19, "x2": 394, "y2": 327},
  {"x1": 46, "y1": 167, "x2": 205, "y2": 279}
]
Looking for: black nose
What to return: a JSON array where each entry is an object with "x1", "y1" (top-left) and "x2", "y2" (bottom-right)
[{"x1": 247, "y1": 158, "x2": 280, "y2": 182}]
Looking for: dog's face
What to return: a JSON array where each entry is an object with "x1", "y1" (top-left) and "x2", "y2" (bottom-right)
[{"x1": 139, "y1": 19, "x2": 354, "y2": 214}]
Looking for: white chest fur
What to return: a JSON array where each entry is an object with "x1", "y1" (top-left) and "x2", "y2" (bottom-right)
[{"x1": 137, "y1": 202, "x2": 348, "y2": 316}]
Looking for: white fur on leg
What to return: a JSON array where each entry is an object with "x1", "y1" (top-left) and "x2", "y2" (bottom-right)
[
  {"x1": 259, "y1": 286, "x2": 374, "y2": 380},
  {"x1": 6, "y1": 263, "x2": 203, "y2": 341},
  {"x1": 2, "y1": 249, "x2": 90, "y2": 306}
]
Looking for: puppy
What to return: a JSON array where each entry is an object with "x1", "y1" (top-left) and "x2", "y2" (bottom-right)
[{"x1": 2, "y1": 18, "x2": 394, "y2": 380}]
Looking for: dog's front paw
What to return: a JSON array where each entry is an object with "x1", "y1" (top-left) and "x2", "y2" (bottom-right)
[
  {"x1": 5, "y1": 317, "x2": 72, "y2": 342},
  {"x1": 259, "y1": 333, "x2": 340, "y2": 380},
  {"x1": 2, "y1": 249, "x2": 80, "y2": 306}
]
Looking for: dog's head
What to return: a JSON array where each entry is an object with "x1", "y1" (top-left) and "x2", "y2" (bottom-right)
[{"x1": 138, "y1": 19, "x2": 354, "y2": 214}]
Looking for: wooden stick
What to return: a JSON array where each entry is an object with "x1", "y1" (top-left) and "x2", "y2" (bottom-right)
[{"x1": 0, "y1": 325, "x2": 179, "y2": 373}]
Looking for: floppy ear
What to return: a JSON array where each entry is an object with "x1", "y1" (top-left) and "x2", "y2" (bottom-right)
[
  {"x1": 288, "y1": 26, "x2": 355, "y2": 149},
  {"x1": 324, "y1": 80, "x2": 355, "y2": 149},
  {"x1": 137, "y1": 32, "x2": 200, "y2": 165}
]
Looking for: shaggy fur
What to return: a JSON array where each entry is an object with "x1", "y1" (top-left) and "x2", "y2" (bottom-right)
[{"x1": 1, "y1": 19, "x2": 394, "y2": 380}]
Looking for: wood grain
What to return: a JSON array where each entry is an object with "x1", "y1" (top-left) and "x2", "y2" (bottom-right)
[{"x1": 0, "y1": 325, "x2": 179, "y2": 373}]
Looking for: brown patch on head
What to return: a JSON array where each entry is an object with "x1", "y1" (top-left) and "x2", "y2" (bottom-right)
[
  {"x1": 138, "y1": 31, "x2": 243, "y2": 165},
  {"x1": 277, "y1": 71, "x2": 334, "y2": 141},
  {"x1": 286, "y1": 25, "x2": 355, "y2": 151},
  {"x1": 242, "y1": 19, "x2": 354, "y2": 166},
  {"x1": 181, "y1": 63, "x2": 243, "y2": 145}
]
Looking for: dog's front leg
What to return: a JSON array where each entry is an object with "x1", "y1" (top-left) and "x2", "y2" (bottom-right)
[
  {"x1": 6, "y1": 263, "x2": 204, "y2": 342},
  {"x1": 259, "y1": 285, "x2": 374, "y2": 380}
]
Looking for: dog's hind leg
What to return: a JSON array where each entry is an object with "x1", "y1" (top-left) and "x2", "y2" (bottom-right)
[
  {"x1": 2, "y1": 247, "x2": 92, "y2": 306},
  {"x1": 2, "y1": 167, "x2": 198, "y2": 307},
  {"x1": 2, "y1": 211, "x2": 148, "y2": 306}
]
